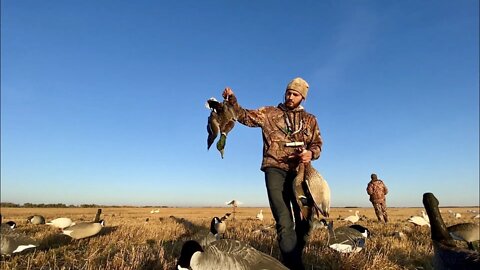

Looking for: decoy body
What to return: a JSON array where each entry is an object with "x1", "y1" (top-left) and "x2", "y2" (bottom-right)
[
  {"x1": 349, "y1": 224, "x2": 371, "y2": 238},
  {"x1": 327, "y1": 221, "x2": 366, "y2": 253},
  {"x1": 0, "y1": 214, "x2": 16, "y2": 230},
  {"x1": 199, "y1": 217, "x2": 226, "y2": 247},
  {"x1": 206, "y1": 97, "x2": 237, "y2": 159},
  {"x1": 256, "y1": 210, "x2": 264, "y2": 221},
  {"x1": 293, "y1": 162, "x2": 330, "y2": 220},
  {"x1": 27, "y1": 215, "x2": 46, "y2": 225},
  {"x1": 344, "y1": 211, "x2": 360, "y2": 224},
  {"x1": 47, "y1": 217, "x2": 75, "y2": 229},
  {"x1": 176, "y1": 239, "x2": 288, "y2": 270},
  {"x1": 423, "y1": 192, "x2": 480, "y2": 269},
  {"x1": 1, "y1": 219, "x2": 37, "y2": 255},
  {"x1": 62, "y1": 220, "x2": 105, "y2": 240},
  {"x1": 447, "y1": 223, "x2": 480, "y2": 250},
  {"x1": 408, "y1": 215, "x2": 430, "y2": 227}
]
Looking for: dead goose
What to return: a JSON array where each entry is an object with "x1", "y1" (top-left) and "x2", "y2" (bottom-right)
[
  {"x1": 27, "y1": 215, "x2": 46, "y2": 225},
  {"x1": 176, "y1": 239, "x2": 288, "y2": 270},
  {"x1": 447, "y1": 223, "x2": 479, "y2": 250},
  {"x1": 327, "y1": 221, "x2": 366, "y2": 253},
  {"x1": 47, "y1": 217, "x2": 75, "y2": 229},
  {"x1": 293, "y1": 162, "x2": 330, "y2": 220},
  {"x1": 62, "y1": 220, "x2": 105, "y2": 240},
  {"x1": 206, "y1": 97, "x2": 237, "y2": 159},
  {"x1": 423, "y1": 192, "x2": 480, "y2": 269}
]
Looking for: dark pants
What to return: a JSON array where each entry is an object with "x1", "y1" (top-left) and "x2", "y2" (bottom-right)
[
  {"x1": 265, "y1": 167, "x2": 309, "y2": 270},
  {"x1": 372, "y1": 200, "x2": 388, "y2": 222}
]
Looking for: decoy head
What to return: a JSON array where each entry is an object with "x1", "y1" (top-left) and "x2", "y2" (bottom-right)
[{"x1": 177, "y1": 240, "x2": 203, "y2": 269}]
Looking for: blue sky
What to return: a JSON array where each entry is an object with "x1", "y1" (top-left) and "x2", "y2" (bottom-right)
[{"x1": 1, "y1": 1, "x2": 478, "y2": 207}]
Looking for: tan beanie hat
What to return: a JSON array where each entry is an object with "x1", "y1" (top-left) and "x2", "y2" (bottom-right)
[{"x1": 286, "y1": 77, "x2": 309, "y2": 99}]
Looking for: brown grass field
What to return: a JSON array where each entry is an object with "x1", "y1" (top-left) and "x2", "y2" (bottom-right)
[{"x1": 1, "y1": 206, "x2": 479, "y2": 269}]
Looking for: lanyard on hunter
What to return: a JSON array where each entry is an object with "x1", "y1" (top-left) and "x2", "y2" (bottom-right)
[{"x1": 284, "y1": 111, "x2": 304, "y2": 137}]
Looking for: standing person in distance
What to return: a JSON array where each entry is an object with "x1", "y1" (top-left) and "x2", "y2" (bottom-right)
[
  {"x1": 366, "y1": 173, "x2": 389, "y2": 223},
  {"x1": 222, "y1": 77, "x2": 323, "y2": 270}
]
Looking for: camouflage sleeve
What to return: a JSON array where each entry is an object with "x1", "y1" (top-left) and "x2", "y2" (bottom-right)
[
  {"x1": 227, "y1": 94, "x2": 265, "y2": 127},
  {"x1": 367, "y1": 183, "x2": 373, "y2": 195},
  {"x1": 307, "y1": 116, "x2": 322, "y2": 160}
]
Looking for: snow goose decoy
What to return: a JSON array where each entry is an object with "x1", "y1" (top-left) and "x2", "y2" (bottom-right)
[
  {"x1": 206, "y1": 97, "x2": 237, "y2": 159},
  {"x1": 423, "y1": 192, "x2": 480, "y2": 269},
  {"x1": 47, "y1": 217, "x2": 75, "y2": 229},
  {"x1": 27, "y1": 215, "x2": 46, "y2": 225},
  {"x1": 293, "y1": 162, "x2": 330, "y2": 221},
  {"x1": 455, "y1": 213, "x2": 462, "y2": 219},
  {"x1": 176, "y1": 239, "x2": 288, "y2": 270},
  {"x1": 447, "y1": 223, "x2": 480, "y2": 250},
  {"x1": 62, "y1": 220, "x2": 105, "y2": 240},
  {"x1": 327, "y1": 221, "x2": 366, "y2": 253},
  {"x1": 343, "y1": 211, "x2": 360, "y2": 224},
  {"x1": 408, "y1": 215, "x2": 430, "y2": 227},
  {"x1": 256, "y1": 210, "x2": 264, "y2": 221}
]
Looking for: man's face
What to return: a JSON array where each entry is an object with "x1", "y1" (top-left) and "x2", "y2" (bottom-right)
[{"x1": 284, "y1": 90, "x2": 303, "y2": 109}]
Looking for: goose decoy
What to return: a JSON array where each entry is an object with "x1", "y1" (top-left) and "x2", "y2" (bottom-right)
[
  {"x1": 421, "y1": 210, "x2": 430, "y2": 223},
  {"x1": 293, "y1": 162, "x2": 330, "y2": 221},
  {"x1": 447, "y1": 223, "x2": 480, "y2": 250},
  {"x1": 199, "y1": 217, "x2": 226, "y2": 247},
  {"x1": 46, "y1": 217, "x2": 75, "y2": 229},
  {"x1": 27, "y1": 215, "x2": 46, "y2": 225},
  {"x1": 0, "y1": 215, "x2": 17, "y2": 230},
  {"x1": 310, "y1": 218, "x2": 328, "y2": 230},
  {"x1": 256, "y1": 210, "x2": 264, "y2": 221},
  {"x1": 455, "y1": 213, "x2": 462, "y2": 219},
  {"x1": 327, "y1": 221, "x2": 366, "y2": 253},
  {"x1": 408, "y1": 215, "x2": 430, "y2": 227},
  {"x1": 349, "y1": 224, "x2": 371, "y2": 238},
  {"x1": 176, "y1": 239, "x2": 288, "y2": 270},
  {"x1": 423, "y1": 192, "x2": 480, "y2": 269},
  {"x1": 93, "y1": 209, "x2": 102, "y2": 223},
  {"x1": 1, "y1": 216, "x2": 37, "y2": 256},
  {"x1": 62, "y1": 220, "x2": 105, "y2": 240},
  {"x1": 206, "y1": 97, "x2": 237, "y2": 159},
  {"x1": 343, "y1": 211, "x2": 360, "y2": 224}
]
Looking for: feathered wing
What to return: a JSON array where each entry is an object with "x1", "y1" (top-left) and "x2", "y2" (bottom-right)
[
  {"x1": 207, "y1": 113, "x2": 220, "y2": 149},
  {"x1": 304, "y1": 163, "x2": 331, "y2": 218},
  {"x1": 293, "y1": 163, "x2": 312, "y2": 220}
]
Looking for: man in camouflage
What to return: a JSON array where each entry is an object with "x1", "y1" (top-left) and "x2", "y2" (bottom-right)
[
  {"x1": 222, "y1": 77, "x2": 322, "y2": 270},
  {"x1": 366, "y1": 173, "x2": 389, "y2": 223}
]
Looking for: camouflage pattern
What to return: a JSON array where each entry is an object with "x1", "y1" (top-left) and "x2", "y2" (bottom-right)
[
  {"x1": 366, "y1": 179, "x2": 388, "y2": 203},
  {"x1": 373, "y1": 201, "x2": 388, "y2": 222},
  {"x1": 227, "y1": 94, "x2": 322, "y2": 172}
]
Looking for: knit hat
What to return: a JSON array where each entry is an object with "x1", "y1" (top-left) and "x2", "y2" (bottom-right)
[
  {"x1": 371, "y1": 174, "x2": 378, "y2": 180},
  {"x1": 286, "y1": 77, "x2": 309, "y2": 99}
]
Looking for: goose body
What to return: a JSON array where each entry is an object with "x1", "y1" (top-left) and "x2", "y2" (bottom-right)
[
  {"x1": 408, "y1": 216, "x2": 430, "y2": 227},
  {"x1": 27, "y1": 215, "x2": 46, "y2": 225},
  {"x1": 1, "y1": 230, "x2": 37, "y2": 255},
  {"x1": 206, "y1": 97, "x2": 237, "y2": 159},
  {"x1": 47, "y1": 217, "x2": 75, "y2": 229},
  {"x1": 344, "y1": 211, "x2": 360, "y2": 224},
  {"x1": 447, "y1": 223, "x2": 480, "y2": 250},
  {"x1": 349, "y1": 224, "x2": 371, "y2": 238},
  {"x1": 293, "y1": 163, "x2": 330, "y2": 220},
  {"x1": 177, "y1": 239, "x2": 288, "y2": 270},
  {"x1": 0, "y1": 215, "x2": 16, "y2": 230},
  {"x1": 310, "y1": 218, "x2": 328, "y2": 230},
  {"x1": 327, "y1": 221, "x2": 366, "y2": 253},
  {"x1": 62, "y1": 220, "x2": 105, "y2": 240},
  {"x1": 423, "y1": 193, "x2": 480, "y2": 269}
]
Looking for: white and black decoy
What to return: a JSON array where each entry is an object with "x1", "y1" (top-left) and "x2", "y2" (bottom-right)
[
  {"x1": 327, "y1": 221, "x2": 366, "y2": 253},
  {"x1": 0, "y1": 215, "x2": 16, "y2": 230},
  {"x1": 1, "y1": 215, "x2": 37, "y2": 255},
  {"x1": 206, "y1": 97, "x2": 237, "y2": 159},
  {"x1": 62, "y1": 220, "x2": 105, "y2": 240},
  {"x1": 47, "y1": 217, "x2": 75, "y2": 229},
  {"x1": 343, "y1": 211, "x2": 360, "y2": 224},
  {"x1": 176, "y1": 239, "x2": 288, "y2": 270},
  {"x1": 27, "y1": 215, "x2": 46, "y2": 225},
  {"x1": 293, "y1": 163, "x2": 330, "y2": 220},
  {"x1": 349, "y1": 224, "x2": 371, "y2": 238},
  {"x1": 447, "y1": 223, "x2": 480, "y2": 250},
  {"x1": 423, "y1": 192, "x2": 480, "y2": 269},
  {"x1": 199, "y1": 217, "x2": 226, "y2": 247}
]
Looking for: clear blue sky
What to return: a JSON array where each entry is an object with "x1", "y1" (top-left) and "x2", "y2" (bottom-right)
[{"x1": 1, "y1": 1, "x2": 478, "y2": 207}]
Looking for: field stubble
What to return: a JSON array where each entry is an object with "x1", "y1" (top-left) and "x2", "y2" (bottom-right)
[{"x1": 1, "y1": 207, "x2": 478, "y2": 270}]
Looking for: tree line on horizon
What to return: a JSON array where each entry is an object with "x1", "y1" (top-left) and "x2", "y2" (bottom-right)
[{"x1": 0, "y1": 202, "x2": 172, "y2": 208}]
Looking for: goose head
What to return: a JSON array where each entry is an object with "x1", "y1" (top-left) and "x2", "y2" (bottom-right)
[{"x1": 177, "y1": 240, "x2": 203, "y2": 270}]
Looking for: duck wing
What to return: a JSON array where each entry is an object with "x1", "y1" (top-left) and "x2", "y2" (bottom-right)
[
  {"x1": 292, "y1": 163, "x2": 312, "y2": 220},
  {"x1": 304, "y1": 163, "x2": 331, "y2": 218}
]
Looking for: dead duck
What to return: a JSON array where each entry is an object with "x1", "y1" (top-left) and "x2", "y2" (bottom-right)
[
  {"x1": 327, "y1": 221, "x2": 366, "y2": 253},
  {"x1": 447, "y1": 223, "x2": 479, "y2": 250},
  {"x1": 205, "y1": 97, "x2": 237, "y2": 159},
  {"x1": 62, "y1": 220, "x2": 105, "y2": 240},
  {"x1": 423, "y1": 192, "x2": 480, "y2": 269},
  {"x1": 27, "y1": 215, "x2": 46, "y2": 225},
  {"x1": 176, "y1": 239, "x2": 288, "y2": 270},
  {"x1": 293, "y1": 162, "x2": 330, "y2": 220}
]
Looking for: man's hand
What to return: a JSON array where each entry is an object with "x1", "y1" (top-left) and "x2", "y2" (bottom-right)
[
  {"x1": 223, "y1": 87, "x2": 234, "y2": 99},
  {"x1": 288, "y1": 148, "x2": 313, "y2": 163}
]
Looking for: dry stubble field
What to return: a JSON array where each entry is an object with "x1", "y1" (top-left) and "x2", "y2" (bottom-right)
[{"x1": 1, "y1": 206, "x2": 479, "y2": 270}]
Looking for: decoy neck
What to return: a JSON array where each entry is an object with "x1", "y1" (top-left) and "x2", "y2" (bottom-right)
[
  {"x1": 177, "y1": 240, "x2": 203, "y2": 269},
  {"x1": 423, "y1": 193, "x2": 456, "y2": 246}
]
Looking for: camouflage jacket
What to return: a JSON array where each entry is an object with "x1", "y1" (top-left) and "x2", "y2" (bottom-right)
[
  {"x1": 227, "y1": 94, "x2": 322, "y2": 172},
  {"x1": 366, "y1": 179, "x2": 388, "y2": 203}
]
